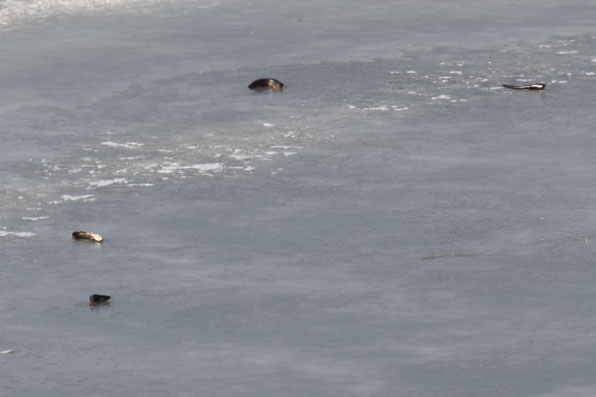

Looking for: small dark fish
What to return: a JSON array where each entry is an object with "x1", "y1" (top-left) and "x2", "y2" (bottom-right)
[
  {"x1": 502, "y1": 83, "x2": 545, "y2": 90},
  {"x1": 89, "y1": 294, "x2": 111, "y2": 306},
  {"x1": 72, "y1": 231, "x2": 103, "y2": 242},
  {"x1": 249, "y1": 78, "x2": 284, "y2": 91}
]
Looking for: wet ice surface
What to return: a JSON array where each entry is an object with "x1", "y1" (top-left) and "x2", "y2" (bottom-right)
[{"x1": 3, "y1": 0, "x2": 596, "y2": 396}]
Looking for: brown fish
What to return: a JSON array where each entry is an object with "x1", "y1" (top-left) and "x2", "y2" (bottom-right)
[{"x1": 72, "y1": 231, "x2": 103, "y2": 242}]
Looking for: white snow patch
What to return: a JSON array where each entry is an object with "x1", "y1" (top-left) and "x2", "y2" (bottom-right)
[
  {"x1": 101, "y1": 141, "x2": 144, "y2": 149},
  {"x1": 158, "y1": 162, "x2": 223, "y2": 174},
  {"x1": 363, "y1": 105, "x2": 389, "y2": 111},
  {"x1": 88, "y1": 178, "x2": 127, "y2": 188},
  {"x1": 431, "y1": 95, "x2": 451, "y2": 100},
  {"x1": 61, "y1": 194, "x2": 95, "y2": 202},
  {"x1": 22, "y1": 216, "x2": 49, "y2": 221},
  {"x1": 118, "y1": 156, "x2": 144, "y2": 160},
  {"x1": 0, "y1": 231, "x2": 36, "y2": 238}
]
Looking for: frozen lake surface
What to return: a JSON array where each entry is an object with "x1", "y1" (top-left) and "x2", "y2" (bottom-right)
[{"x1": 2, "y1": 0, "x2": 596, "y2": 395}]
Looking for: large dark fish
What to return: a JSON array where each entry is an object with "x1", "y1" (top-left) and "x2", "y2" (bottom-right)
[
  {"x1": 502, "y1": 83, "x2": 545, "y2": 90},
  {"x1": 89, "y1": 294, "x2": 111, "y2": 306},
  {"x1": 249, "y1": 78, "x2": 284, "y2": 91}
]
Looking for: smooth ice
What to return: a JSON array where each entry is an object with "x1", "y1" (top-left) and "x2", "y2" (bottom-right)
[{"x1": 2, "y1": 0, "x2": 596, "y2": 396}]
